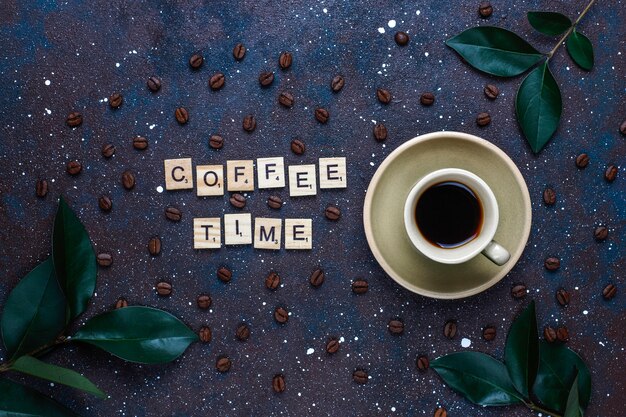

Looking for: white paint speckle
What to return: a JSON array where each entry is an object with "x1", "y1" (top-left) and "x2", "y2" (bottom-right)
[
  {"x1": 424, "y1": 52, "x2": 430, "y2": 57},
  {"x1": 115, "y1": 63, "x2": 120, "y2": 68},
  {"x1": 377, "y1": 27, "x2": 385, "y2": 34},
  {"x1": 306, "y1": 348, "x2": 314, "y2": 355},
  {"x1": 461, "y1": 338, "x2": 471, "y2": 348},
  {"x1": 323, "y1": 8, "x2": 327, "y2": 13},
  {"x1": 416, "y1": 10, "x2": 421, "y2": 15},
  {"x1": 156, "y1": 186, "x2": 164, "y2": 193},
  {"x1": 388, "y1": 20, "x2": 396, "y2": 28},
  {"x1": 583, "y1": 310, "x2": 589, "y2": 315},
  {"x1": 44, "y1": 80, "x2": 51, "y2": 86}
]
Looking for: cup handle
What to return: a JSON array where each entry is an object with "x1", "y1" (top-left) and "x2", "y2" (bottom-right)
[{"x1": 482, "y1": 240, "x2": 511, "y2": 266}]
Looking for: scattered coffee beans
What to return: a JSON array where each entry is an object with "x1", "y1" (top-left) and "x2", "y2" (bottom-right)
[
  {"x1": 189, "y1": 53, "x2": 203, "y2": 69},
  {"x1": 434, "y1": 407, "x2": 447, "y2": 417},
  {"x1": 279, "y1": 52, "x2": 293, "y2": 69},
  {"x1": 416, "y1": 355, "x2": 429, "y2": 371},
  {"x1": 476, "y1": 112, "x2": 491, "y2": 126},
  {"x1": 66, "y1": 112, "x2": 83, "y2": 127},
  {"x1": 511, "y1": 283, "x2": 527, "y2": 299},
  {"x1": 602, "y1": 283, "x2": 617, "y2": 300},
  {"x1": 133, "y1": 136, "x2": 148, "y2": 150},
  {"x1": 604, "y1": 164, "x2": 618, "y2": 182},
  {"x1": 36, "y1": 179, "x2": 48, "y2": 198},
  {"x1": 115, "y1": 298, "x2": 128, "y2": 309},
  {"x1": 217, "y1": 266, "x2": 232, "y2": 283},
  {"x1": 484, "y1": 84, "x2": 499, "y2": 99},
  {"x1": 353, "y1": 369, "x2": 368, "y2": 384},
  {"x1": 96, "y1": 253, "x2": 112, "y2": 267},
  {"x1": 259, "y1": 71, "x2": 274, "y2": 87},
  {"x1": 199, "y1": 326, "x2": 212, "y2": 343},
  {"x1": 175, "y1": 107, "x2": 189, "y2": 124},
  {"x1": 394, "y1": 31, "x2": 410, "y2": 46},
  {"x1": 482, "y1": 325, "x2": 497, "y2": 341},
  {"x1": 109, "y1": 93, "x2": 123, "y2": 109},
  {"x1": 197, "y1": 294, "x2": 212, "y2": 309},
  {"x1": 279, "y1": 91, "x2": 294, "y2": 108},
  {"x1": 443, "y1": 320, "x2": 457, "y2": 339},
  {"x1": 272, "y1": 374, "x2": 286, "y2": 393},
  {"x1": 373, "y1": 123, "x2": 387, "y2": 141},
  {"x1": 209, "y1": 72, "x2": 225, "y2": 90},
  {"x1": 352, "y1": 279, "x2": 369, "y2": 294},
  {"x1": 147, "y1": 76, "x2": 161, "y2": 92},
  {"x1": 331, "y1": 75, "x2": 345, "y2": 92},
  {"x1": 148, "y1": 236, "x2": 161, "y2": 256},
  {"x1": 479, "y1": 1, "x2": 493, "y2": 17},
  {"x1": 243, "y1": 114, "x2": 256, "y2": 132},
  {"x1": 544, "y1": 326, "x2": 557, "y2": 342},
  {"x1": 102, "y1": 143, "x2": 116, "y2": 158},
  {"x1": 265, "y1": 271, "x2": 281, "y2": 290},
  {"x1": 274, "y1": 306, "x2": 289, "y2": 324},
  {"x1": 376, "y1": 88, "x2": 392, "y2": 104},
  {"x1": 310, "y1": 268, "x2": 325, "y2": 287},
  {"x1": 556, "y1": 288, "x2": 570, "y2": 306},
  {"x1": 236, "y1": 323, "x2": 250, "y2": 341},
  {"x1": 216, "y1": 356, "x2": 231, "y2": 373},
  {"x1": 66, "y1": 161, "x2": 82, "y2": 176},
  {"x1": 267, "y1": 195, "x2": 283, "y2": 209},
  {"x1": 209, "y1": 134, "x2": 224, "y2": 149},
  {"x1": 156, "y1": 281, "x2": 172, "y2": 296},
  {"x1": 556, "y1": 326, "x2": 569, "y2": 342},
  {"x1": 291, "y1": 138, "x2": 306, "y2": 155},
  {"x1": 420, "y1": 92, "x2": 435, "y2": 106},
  {"x1": 326, "y1": 338, "x2": 340, "y2": 354},
  {"x1": 165, "y1": 206, "x2": 182, "y2": 222},
  {"x1": 315, "y1": 107, "x2": 329, "y2": 123},
  {"x1": 543, "y1": 187, "x2": 556, "y2": 205},
  {"x1": 594, "y1": 226, "x2": 608, "y2": 241},
  {"x1": 121, "y1": 170, "x2": 135, "y2": 190},
  {"x1": 575, "y1": 153, "x2": 589, "y2": 168},
  {"x1": 544, "y1": 257, "x2": 560, "y2": 271},
  {"x1": 98, "y1": 195, "x2": 112, "y2": 212},
  {"x1": 388, "y1": 319, "x2": 404, "y2": 335},
  {"x1": 229, "y1": 193, "x2": 246, "y2": 208},
  {"x1": 325, "y1": 205, "x2": 341, "y2": 220},
  {"x1": 233, "y1": 43, "x2": 246, "y2": 60}
]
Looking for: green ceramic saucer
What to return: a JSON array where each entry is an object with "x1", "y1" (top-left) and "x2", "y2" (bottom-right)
[{"x1": 363, "y1": 132, "x2": 532, "y2": 299}]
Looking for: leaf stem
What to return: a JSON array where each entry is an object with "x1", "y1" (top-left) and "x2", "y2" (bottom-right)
[
  {"x1": 0, "y1": 336, "x2": 68, "y2": 373},
  {"x1": 547, "y1": 0, "x2": 596, "y2": 58},
  {"x1": 525, "y1": 400, "x2": 563, "y2": 417}
]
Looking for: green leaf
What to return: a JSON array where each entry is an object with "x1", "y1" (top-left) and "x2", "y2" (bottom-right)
[
  {"x1": 73, "y1": 306, "x2": 198, "y2": 364},
  {"x1": 53, "y1": 196, "x2": 97, "y2": 321},
  {"x1": 431, "y1": 352, "x2": 525, "y2": 406},
  {"x1": 516, "y1": 61, "x2": 562, "y2": 153},
  {"x1": 533, "y1": 341, "x2": 591, "y2": 414},
  {"x1": 1, "y1": 258, "x2": 66, "y2": 360},
  {"x1": 566, "y1": 30, "x2": 594, "y2": 71},
  {"x1": 527, "y1": 12, "x2": 572, "y2": 36},
  {"x1": 10, "y1": 356, "x2": 105, "y2": 399},
  {"x1": 564, "y1": 370, "x2": 583, "y2": 417},
  {"x1": 446, "y1": 26, "x2": 544, "y2": 77},
  {"x1": 0, "y1": 378, "x2": 79, "y2": 417},
  {"x1": 505, "y1": 301, "x2": 539, "y2": 398}
]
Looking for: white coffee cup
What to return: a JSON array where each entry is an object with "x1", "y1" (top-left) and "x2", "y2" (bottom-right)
[{"x1": 403, "y1": 168, "x2": 510, "y2": 265}]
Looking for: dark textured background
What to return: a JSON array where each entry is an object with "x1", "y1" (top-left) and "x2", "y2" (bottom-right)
[{"x1": 0, "y1": 0, "x2": 624, "y2": 416}]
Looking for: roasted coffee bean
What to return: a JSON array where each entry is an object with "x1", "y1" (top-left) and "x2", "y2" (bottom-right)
[
  {"x1": 373, "y1": 123, "x2": 388, "y2": 141},
  {"x1": 575, "y1": 153, "x2": 589, "y2": 168},
  {"x1": 98, "y1": 195, "x2": 112, "y2": 212},
  {"x1": 620, "y1": 120, "x2": 626, "y2": 135},
  {"x1": 267, "y1": 195, "x2": 283, "y2": 209},
  {"x1": 325, "y1": 205, "x2": 341, "y2": 220},
  {"x1": 479, "y1": 1, "x2": 493, "y2": 17},
  {"x1": 209, "y1": 72, "x2": 225, "y2": 90},
  {"x1": 165, "y1": 206, "x2": 182, "y2": 222},
  {"x1": 259, "y1": 71, "x2": 274, "y2": 87},
  {"x1": 66, "y1": 112, "x2": 83, "y2": 127},
  {"x1": 265, "y1": 271, "x2": 281, "y2": 290},
  {"x1": 388, "y1": 319, "x2": 404, "y2": 335},
  {"x1": 556, "y1": 326, "x2": 569, "y2": 342},
  {"x1": 279, "y1": 52, "x2": 292, "y2": 69},
  {"x1": 310, "y1": 268, "x2": 325, "y2": 288},
  {"x1": 544, "y1": 257, "x2": 560, "y2": 271},
  {"x1": 353, "y1": 369, "x2": 368, "y2": 384},
  {"x1": 236, "y1": 323, "x2": 250, "y2": 341},
  {"x1": 434, "y1": 407, "x2": 447, "y2": 417},
  {"x1": 233, "y1": 43, "x2": 246, "y2": 60},
  {"x1": 476, "y1": 112, "x2": 491, "y2": 126},
  {"x1": 216, "y1": 356, "x2": 231, "y2": 373},
  {"x1": 484, "y1": 84, "x2": 499, "y2": 99},
  {"x1": 274, "y1": 306, "x2": 289, "y2": 323},
  {"x1": 199, "y1": 326, "x2": 212, "y2": 342},
  {"x1": 511, "y1": 283, "x2": 527, "y2": 299},
  {"x1": 483, "y1": 325, "x2": 497, "y2": 341},
  {"x1": 326, "y1": 338, "x2": 340, "y2": 354},
  {"x1": 420, "y1": 92, "x2": 435, "y2": 106},
  {"x1": 602, "y1": 283, "x2": 617, "y2": 300},
  {"x1": 175, "y1": 107, "x2": 189, "y2": 124},
  {"x1": 331, "y1": 75, "x2": 345, "y2": 92},
  {"x1": 156, "y1": 281, "x2": 172, "y2": 296},
  {"x1": 217, "y1": 266, "x2": 232, "y2": 283},
  {"x1": 352, "y1": 279, "x2": 369, "y2": 294},
  {"x1": 148, "y1": 236, "x2": 161, "y2": 256},
  {"x1": 594, "y1": 226, "x2": 608, "y2": 241},
  {"x1": 209, "y1": 134, "x2": 224, "y2": 149},
  {"x1": 36, "y1": 179, "x2": 48, "y2": 198},
  {"x1": 394, "y1": 31, "x2": 410, "y2": 46},
  {"x1": 290, "y1": 138, "x2": 306, "y2": 155},
  {"x1": 315, "y1": 107, "x2": 329, "y2": 123},
  {"x1": 96, "y1": 253, "x2": 113, "y2": 267},
  {"x1": 102, "y1": 143, "x2": 116, "y2": 158},
  {"x1": 443, "y1": 320, "x2": 457, "y2": 339},
  {"x1": 115, "y1": 298, "x2": 128, "y2": 309},
  {"x1": 229, "y1": 193, "x2": 246, "y2": 208},
  {"x1": 189, "y1": 53, "x2": 203, "y2": 69},
  {"x1": 376, "y1": 88, "x2": 392, "y2": 104},
  {"x1": 109, "y1": 92, "x2": 123, "y2": 109},
  {"x1": 543, "y1": 187, "x2": 556, "y2": 205},
  {"x1": 67, "y1": 161, "x2": 82, "y2": 176},
  {"x1": 147, "y1": 76, "x2": 161, "y2": 92},
  {"x1": 604, "y1": 164, "x2": 618, "y2": 182},
  {"x1": 243, "y1": 114, "x2": 256, "y2": 132},
  {"x1": 272, "y1": 374, "x2": 286, "y2": 393},
  {"x1": 416, "y1": 355, "x2": 429, "y2": 371},
  {"x1": 544, "y1": 326, "x2": 557, "y2": 342},
  {"x1": 121, "y1": 170, "x2": 135, "y2": 190},
  {"x1": 197, "y1": 294, "x2": 212, "y2": 309},
  {"x1": 133, "y1": 136, "x2": 148, "y2": 150},
  {"x1": 279, "y1": 91, "x2": 294, "y2": 108},
  {"x1": 556, "y1": 288, "x2": 571, "y2": 306}
]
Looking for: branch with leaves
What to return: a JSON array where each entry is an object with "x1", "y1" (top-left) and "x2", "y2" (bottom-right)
[
  {"x1": 431, "y1": 301, "x2": 591, "y2": 417},
  {"x1": 0, "y1": 197, "x2": 198, "y2": 416},
  {"x1": 446, "y1": 0, "x2": 596, "y2": 153}
]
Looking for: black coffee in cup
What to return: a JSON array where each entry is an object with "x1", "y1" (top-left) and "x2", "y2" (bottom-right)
[{"x1": 415, "y1": 181, "x2": 483, "y2": 249}]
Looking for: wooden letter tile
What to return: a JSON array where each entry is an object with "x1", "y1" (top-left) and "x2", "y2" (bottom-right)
[
  {"x1": 193, "y1": 218, "x2": 221, "y2": 249},
  {"x1": 254, "y1": 218, "x2": 282, "y2": 250},
  {"x1": 226, "y1": 160, "x2": 255, "y2": 191},
  {"x1": 196, "y1": 165, "x2": 224, "y2": 196},
  {"x1": 224, "y1": 213, "x2": 253, "y2": 245},
  {"x1": 257, "y1": 157, "x2": 285, "y2": 189},
  {"x1": 164, "y1": 158, "x2": 194, "y2": 190},
  {"x1": 288, "y1": 164, "x2": 317, "y2": 197},
  {"x1": 284, "y1": 219, "x2": 312, "y2": 250},
  {"x1": 319, "y1": 157, "x2": 347, "y2": 189}
]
